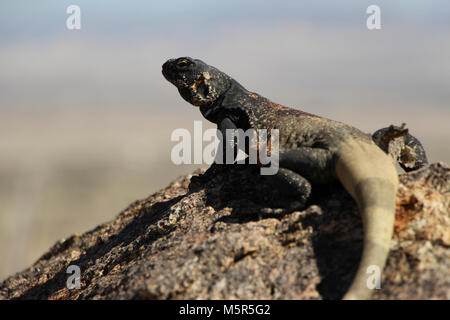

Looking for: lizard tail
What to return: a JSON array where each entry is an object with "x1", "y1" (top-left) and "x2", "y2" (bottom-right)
[{"x1": 335, "y1": 137, "x2": 398, "y2": 300}]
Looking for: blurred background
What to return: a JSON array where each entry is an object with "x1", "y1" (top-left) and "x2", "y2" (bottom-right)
[{"x1": 1, "y1": 0, "x2": 449, "y2": 281}]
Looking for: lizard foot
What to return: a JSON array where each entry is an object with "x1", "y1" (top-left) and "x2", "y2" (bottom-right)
[{"x1": 372, "y1": 124, "x2": 428, "y2": 172}]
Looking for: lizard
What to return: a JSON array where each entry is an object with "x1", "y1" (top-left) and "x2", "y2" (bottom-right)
[{"x1": 162, "y1": 57, "x2": 428, "y2": 299}]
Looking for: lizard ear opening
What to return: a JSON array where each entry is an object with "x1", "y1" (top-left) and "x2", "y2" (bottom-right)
[
  {"x1": 197, "y1": 80, "x2": 209, "y2": 99},
  {"x1": 185, "y1": 73, "x2": 215, "y2": 106}
]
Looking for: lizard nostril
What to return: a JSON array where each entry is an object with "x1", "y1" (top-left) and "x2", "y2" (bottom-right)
[
  {"x1": 162, "y1": 60, "x2": 176, "y2": 80},
  {"x1": 162, "y1": 59, "x2": 175, "y2": 72}
]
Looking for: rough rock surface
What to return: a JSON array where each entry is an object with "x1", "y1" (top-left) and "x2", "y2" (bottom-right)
[{"x1": 0, "y1": 162, "x2": 449, "y2": 300}]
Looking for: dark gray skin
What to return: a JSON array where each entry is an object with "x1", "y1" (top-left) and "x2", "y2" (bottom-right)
[{"x1": 162, "y1": 57, "x2": 428, "y2": 299}]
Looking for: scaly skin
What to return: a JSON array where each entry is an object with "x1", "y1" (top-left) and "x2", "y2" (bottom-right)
[{"x1": 162, "y1": 57, "x2": 426, "y2": 299}]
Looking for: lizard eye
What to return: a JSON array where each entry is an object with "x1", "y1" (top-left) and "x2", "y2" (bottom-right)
[{"x1": 176, "y1": 58, "x2": 191, "y2": 69}]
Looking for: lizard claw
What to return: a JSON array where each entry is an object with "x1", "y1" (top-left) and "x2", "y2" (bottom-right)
[{"x1": 189, "y1": 163, "x2": 228, "y2": 188}]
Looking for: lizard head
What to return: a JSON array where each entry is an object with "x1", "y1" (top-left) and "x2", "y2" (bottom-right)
[{"x1": 162, "y1": 57, "x2": 231, "y2": 107}]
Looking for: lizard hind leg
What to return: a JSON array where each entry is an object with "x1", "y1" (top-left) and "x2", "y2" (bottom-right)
[
  {"x1": 372, "y1": 125, "x2": 428, "y2": 172},
  {"x1": 263, "y1": 167, "x2": 312, "y2": 210}
]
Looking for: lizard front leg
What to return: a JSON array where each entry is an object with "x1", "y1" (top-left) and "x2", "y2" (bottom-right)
[{"x1": 189, "y1": 117, "x2": 238, "y2": 186}]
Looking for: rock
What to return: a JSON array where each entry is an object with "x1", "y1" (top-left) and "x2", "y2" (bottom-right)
[{"x1": 0, "y1": 163, "x2": 449, "y2": 300}]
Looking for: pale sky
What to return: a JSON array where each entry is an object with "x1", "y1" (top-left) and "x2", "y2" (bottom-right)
[
  {"x1": 1, "y1": 1, "x2": 450, "y2": 42},
  {"x1": 0, "y1": 1, "x2": 449, "y2": 113}
]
